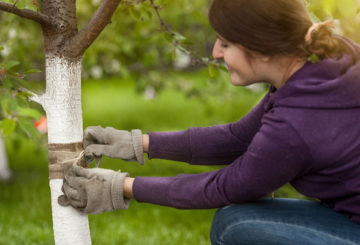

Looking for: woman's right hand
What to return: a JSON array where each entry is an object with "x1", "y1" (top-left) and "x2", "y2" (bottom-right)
[{"x1": 83, "y1": 126, "x2": 145, "y2": 165}]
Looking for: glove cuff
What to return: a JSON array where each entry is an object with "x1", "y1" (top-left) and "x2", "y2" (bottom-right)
[
  {"x1": 131, "y1": 129, "x2": 145, "y2": 165},
  {"x1": 111, "y1": 171, "x2": 131, "y2": 210}
]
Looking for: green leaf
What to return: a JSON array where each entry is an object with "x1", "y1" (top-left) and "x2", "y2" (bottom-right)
[
  {"x1": 7, "y1": 99, "x2": 18, "y2": 111},
  {"x1": 2, "y1": 60, "x2": 20, "y2": 71},
  {"x1": 201, "y1": 57, "x2": 209, "y2": 64},
  {"x1": 218, "y1": 63, "x2": 229, "y2": 72},
  {"x1": 18, "y1": 91, "x2": 36, "y2": 99},
  {"x1": 17, "y1": 107, "x2": 41, "y2": 119},
  {"x1": 208, "y1": 62, "x2": 219, "y2": 78},
  {"x1": 16, "y1": 96, "x2": 28, "y2": 108},
  {"x1": 24, "y1": 69, "x2": 41, "y2": 75},
  {"x1": 1, "y1": 77, "x2": 13, "y2": 90},
  {"x1": 176, "y1": 46, "x2": 190, "y2": 54},
  {"x1": 0, "y1": 46, "x2": 4, "y2": 51},
  {"x1": 173, "y1": 32, "x2": 186, "y2": 42},
  {"x1": 1, "y1": 118, "x2": 16, "y2": 137},
  {"x1": 18, "y1": 120, "x2": 38, "y2": 139},
  {"x1": 308, "y1": 54, "x2": 320, "y2": 64}
]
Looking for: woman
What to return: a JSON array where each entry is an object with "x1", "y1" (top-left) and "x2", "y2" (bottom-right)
[{"x1": 59, "y1": 0, "x2": 360, "y2": 244}]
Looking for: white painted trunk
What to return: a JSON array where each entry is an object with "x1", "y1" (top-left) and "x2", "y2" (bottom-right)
[
  {"x1": 0, "y1": 134, "x2": 12, "y2": 181},
  {"x1": 42, "y1": 55, "x2": 91, "y2": 245}
]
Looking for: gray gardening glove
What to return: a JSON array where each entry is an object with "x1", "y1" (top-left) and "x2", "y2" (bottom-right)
[
  {"x1": 84, "y1": 126, "x2": 145, "y2": 165},
  {"x1": 58, "y1": 164, "x2": 130, "y2": 214}
]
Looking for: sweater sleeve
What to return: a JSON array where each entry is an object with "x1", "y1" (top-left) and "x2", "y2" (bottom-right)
[
  {"x1": 133, "y1": 113, "x2": 312, "y2": 209},
  {"x1": 147, "y1": 94, "x2": 268, "y2": 165}
]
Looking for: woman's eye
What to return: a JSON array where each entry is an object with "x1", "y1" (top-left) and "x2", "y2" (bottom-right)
[{"x1": 221, "y1": 43, "x2": 228, "y2": 48}]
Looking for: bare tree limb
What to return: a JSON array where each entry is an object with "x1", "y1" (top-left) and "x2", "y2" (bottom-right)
[
  {"x1": 66, "y1": 0, "x2": 122, "y2": 57},
  {"x1": 17, "y1": 87, "x2": 44, "y2": 106},
  {"x1": 29, "y1": 93, "x2": 43, "y2": 105},
  {"x1": 0, "y1": 1, "x2": 57, "y2": 28}
]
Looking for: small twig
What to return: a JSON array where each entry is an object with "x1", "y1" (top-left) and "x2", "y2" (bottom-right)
[
  {"x1": 148, "y1": 0, "x2": 209, "y2": 66},
  {"x1": 149, "y1": 0, "x2": 174, "y2": 36}
]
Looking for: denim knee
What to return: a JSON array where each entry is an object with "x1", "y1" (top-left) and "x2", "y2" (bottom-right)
[
  {"x1": 209, "y1": 199, "x2": 360, "y2": 245},
  {"x1": 210, "y1": 205, "x2": 235, "y2": 245}
]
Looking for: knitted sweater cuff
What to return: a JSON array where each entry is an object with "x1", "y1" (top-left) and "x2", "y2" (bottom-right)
[{"x1": 132, "y1": 129, "x2": 145, "y2": 165}]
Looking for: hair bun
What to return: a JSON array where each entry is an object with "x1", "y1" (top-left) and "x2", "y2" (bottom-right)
[{"x1": 303, "y1": 21, "x2": 346, "y2": 59}]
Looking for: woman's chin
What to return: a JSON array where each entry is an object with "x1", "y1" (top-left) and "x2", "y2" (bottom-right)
[
  {"x1": 230, "y1": 75, "x2": 245, "y2": 86},
  {"x1": 230, "y1": 74, "x2": 257, "y2": 87}
]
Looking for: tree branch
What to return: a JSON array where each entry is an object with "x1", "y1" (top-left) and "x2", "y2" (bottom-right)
[
  {"x1": 17, "y1": 87, "x2": 44, "y2": 106},
  {"x1": 149, "y1": 0, "x2": 174, "y2": 36},
  {"x1": 0, "y1": 1, "x2": 56, "y2": 27},
  {"x1": 66, "y1": 0, "x2": 122, "y2": 57}
]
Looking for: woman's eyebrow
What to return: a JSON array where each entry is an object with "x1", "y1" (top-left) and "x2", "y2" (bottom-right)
[{"x1": 216, "y1": 34, "x2": 226, "y2": 41}]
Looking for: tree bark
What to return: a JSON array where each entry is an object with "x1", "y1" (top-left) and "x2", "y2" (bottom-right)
[{"x1": 41, "y1": 54, "x2": 91, "y2": 245}]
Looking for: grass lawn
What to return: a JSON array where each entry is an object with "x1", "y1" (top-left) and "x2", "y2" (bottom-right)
[{"x1": 0, "y1": 71, "x2": 304, "y2": 244}]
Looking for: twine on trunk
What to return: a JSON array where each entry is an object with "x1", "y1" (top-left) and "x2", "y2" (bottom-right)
[{"x1": 48, "y1": 142, "x2": 86, "y2": 179}]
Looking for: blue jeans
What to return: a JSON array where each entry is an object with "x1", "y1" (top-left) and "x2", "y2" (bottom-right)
[{"x1": 210, "y1": 198, "x2": 360, "y2": 245}]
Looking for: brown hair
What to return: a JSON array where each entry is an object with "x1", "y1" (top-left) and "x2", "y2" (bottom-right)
[{"x1": 208, "y1": 0, "x2": 347, "y2": 60}]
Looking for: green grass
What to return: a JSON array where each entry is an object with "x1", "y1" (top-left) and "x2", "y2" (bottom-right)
[{"x1": 0, "y1": 72, "x2": 304, "y2": 244}]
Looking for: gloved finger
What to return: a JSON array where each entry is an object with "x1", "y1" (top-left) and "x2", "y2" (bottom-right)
[
  {"x1": 83, "y1": 126, "x2": 107, "y2": 148},
  {"x1": 84, "y1": 144, "x2": 110, "y2": 158},
  {"x1": 58, "y1": 195, "x2": 70, "y2": 207},
  {"x1": 67, "y1": 196, "x2": 87, "y2": 209},
  {"x1": 64, "y1": 163, "x2": 87, "y2": 180},
  {"x1": 62, "y1": 180, "x2": 83, "y2": 200},
  {"x1": 72, "y1": 164, "x2": 93, "y2": 179},
  {"x1": 64, "y1": 163, "x2": 79, "y2": 178}
]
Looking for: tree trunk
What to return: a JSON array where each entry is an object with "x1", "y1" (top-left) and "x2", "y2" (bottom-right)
[
  {"x1": 0, "y1": 134, "x2": 12, "y2": 182},
  {"x1": 41, "y1": 54, "x2": 91, "y2": 245},
  {"x1": 0, "y1": 0, "x2": 122, "y2": 242}
]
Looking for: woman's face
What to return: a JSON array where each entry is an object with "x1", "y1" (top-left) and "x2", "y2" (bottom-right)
[{"x1": 212, "y1": 36, "x2": 267, "y2": 86}]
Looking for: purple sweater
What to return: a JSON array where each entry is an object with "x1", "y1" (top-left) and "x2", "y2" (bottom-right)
[{"x1": 133, "y1": 38, "x2": 360, "y2": 225}]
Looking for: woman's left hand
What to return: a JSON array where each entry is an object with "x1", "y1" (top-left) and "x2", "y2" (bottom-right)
[{"x1": 58, "y1": 165, "x2": 130, "y2": 214}]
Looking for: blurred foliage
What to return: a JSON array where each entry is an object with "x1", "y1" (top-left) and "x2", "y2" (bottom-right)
[
  {"x1": 1, "y1": 0, "x2": 359, "y2": 99},
  {"x1": 1, "y1": 0, "x2": 360, "y2": 140},
  {"x1": 0, "y1": 53, "x2": 43, "y2": 145},
  {"x1": 1, "y1": 0, "x2": 360, "y2": 73},
  {"x1": 308, "y1": 0, "x2": 360, "y2": 41}
]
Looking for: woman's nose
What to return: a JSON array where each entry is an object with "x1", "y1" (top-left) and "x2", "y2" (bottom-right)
[{"x1": 212, "y1": 39, "x2": 224, "y2": 60}]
